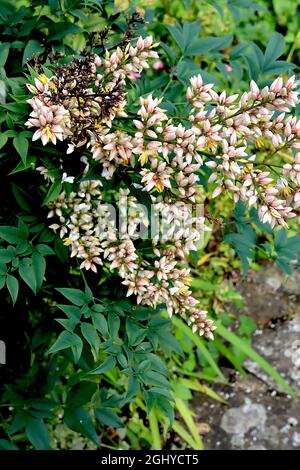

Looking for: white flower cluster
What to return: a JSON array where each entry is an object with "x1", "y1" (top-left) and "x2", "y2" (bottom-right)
[{"x1": 26, "y1": 33, "x2": 300, "y2": 339}]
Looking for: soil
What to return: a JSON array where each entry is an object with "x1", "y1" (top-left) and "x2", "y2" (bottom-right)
[{"x1": 192, "y1": 265, "x2": 300, "y2": 450}]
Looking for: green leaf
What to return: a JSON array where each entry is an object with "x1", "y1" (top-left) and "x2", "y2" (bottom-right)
[
  {"x1": 22, "y1": 40, "x2": 44, "y2": 65},
  {"x1": 17, "y1": 218, "x2": 28, "y2": 239},
  {"x1": 172, "y1": 381, "x2": 192, "y2": 400},
  {"x1": 10, "y1": 411, "x2": 29, "y2": 434},
  {"x1": 126, "y1": 318, "x2": 146, "y2": 346},
  {"x1": 186, "y1": 35, "x2": 232, "y2": 56},
  {"x1": 92, "y1": 312, "x2": 109, "y2": 337},
  {"x1": 160, "y1": 43, "x2": 178, "y2": 67},
  {"x1": 0, "y1": 439, "x2": 19, "y2": 450},
  {"x1": 13, "y1": 135, "x2": 28, "y2": 165},
  {"x1": 239, "y1": 315, "x2": 256, "y2": 337},
  {"x1": 275, "y1": 230, "x2": 300, "y2": 254},
  {"x1": 57, "y1": 304, "x2": 81, "y2": 320},
  {"x1": 179, "y1": 378, "x2": 227, "y2": 403},
  {"x1": 125, "y1": 376, "x2": 140, "y2": 402},
  {"x1": 56, "y1": 288, "x2": 86, "y2": 306},
  {"x1": 142, "y1": 370, "x2": 172, "y2": 389},
  {"x1": 213, "y1": 338, "x2": 245, "y2": 374},
  {"x1": 0, "y1": 275, "x2": 6, "y2": 288},
  {"x1": 165, "y1": 22, "x2": 186, "y2": 53},
  {"x1": 70, "y1": 8, "x2": 88, "y2": 21},
  {"x1": 25, "y1": 417, "x2": 50, "y2": 450},
  {"x1": 49, "y1": 22, "x2": 82, "y2": 41},
  {"x1": 92, "y1": 303, "x2": 106, "y2": 312},
  {"x1": 32, "y1": 252, "x2": 46, "y2": 290},
  {"x1": 117, "y1": 353, "x2": 127, "y2": 368},
  {"x1": 48, "y1": 331, "x2": 83, "y2": 358},
  {"x1": 147, "y1": 387, "x2": 175, "y2": 402},
  {"x1": 108, "y1": 313, "x2": 120, "y2": 339},
  {"x1": 176, "y1": 58, "x2": 220, "y2": 86},
  {"x1": 165, "y1": 20, "x2": 204, "y2": 55},
  {"x1": 84, "y1": 282, "x2": 93, "y2": 303},
  {"x1": 88, "y1": 356, "x2": 116, "y2": 375},
  {"x1": 175, "y1": 398, "x2": 203, "y2": 449},
  {"x1": 81, "y1": 304, "x2": 91, "y2": 319},
  {"x1": 9, "y1": 154, "x2": 36, "y2": 175},
  {"x1": 252, "y1": 43, "x2": 264, "y2": 70},
  {"x1": 172, "y1": 317, "x2": 226, "y2": 381},
  {"x1": 148, "y1": 354, "x2": 168, "y2": 376},
  {"x1": 276, "y1": 258, "x2": 292, "y2": 274},
  {"x1": 172, "y1": 420, "x2": 199, "y2": 450},
  {"x1": 95, "y1": 408, "x2": 123, "y2": 428},
  {"x1": 19, "y1": 258, "x2": 36, "y2": 293},
  {"x1": 263, "y1": 32, "x2": 285, "y2": 67},
  {"x1": 54, "y1": 237, "x2": 69, "y2": 264},
  {"x1": 6, "y1": 274, "x2": 19, "y2": 305},
  {"x1": 224, "y1": 229, "x2": 256, "y2": 273},
  {"x1": 29, "y1": 399, "x2": 57, "y2": 411},
  {"x1": 43, "y1": 180, "x2": 62, "y2": 205},
  {"x1": 155, "y1": 397, "x2": 174, "y2": 426},
  {"x1": 15, "y1": 242, "x2": 30, "y2": 256},
  {"x1": 55, "y1": 317, "x2": 79, "y2": 332},
  {"x1": 80, "y1": 322, "x2": 100, "y2": 356},
  {"x1": 263, "y1": 60, "x2": 296, "y2": 74},
  {"x1": 136, "y1": 359, "x2": 152, "y2": 374},
  {"x1": 0, "y1": 43, "x2": 10, "y2": 67},
  {"x1": 5, "y1": 130, "x2": 17, "y2": 137},
  {"x1": 36, "y1": 244, "x2": 55, "y2": 255},
  {"x1": 67, "y1": 382, "x2": 97, "y2": 407},
  {"x1": 215, "y1": 323, "x2": 295, "y2": 396},
  {"x1": 230, "y1": 42, "x2": 250, "y2": 59},
  {"x1": 0, "y1": 133, "x2": 8, "y2": 149},
  {"x1": 148, "y1": 408, "x2": 161, "y2": 449},
  {"x1": 64, "y1": 407, "x2": 99, "y2": 446},
  {"x1": 0, "y1": 226, "x2": 25, "y2": 244},
  {"x1": 1, "y1": 102, "x2": 27, "y2": 113},
  {"x1": 244, "y1": 53, "x2": 260, "y2": 81},
  {"x1": 71, "y1": 338, "x2": 84, "y2": 363},
  {"x1": 156, "y1": 329, "x2": 183, "y2": 356}
]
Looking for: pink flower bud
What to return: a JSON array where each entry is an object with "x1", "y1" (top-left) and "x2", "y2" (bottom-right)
[
  {"x1": 144, "y1": 36, "x2": 153, "y2": 48},
  {"x1": 212, "y1": 186, "x2": 222, "y2": 198},
  {"x1": 186, "y1": 87, "x2": 193, "y2": 100},
  {"x1": 136, "y1": 37, "x2": 144, "y2": 50},
  {"x1": 153, "y1": 61, "x2": 164, "y2": 70},
  {"x1": 270, "y1": 77, "x2": 283, "y2": 93},
  {"x1": 250, "y1": 80, "x2": 260, "y2": 97}
]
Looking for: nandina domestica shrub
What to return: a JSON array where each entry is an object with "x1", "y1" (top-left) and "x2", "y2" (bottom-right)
[
  {"x1": 0, "y1": 0, "x2": 299, "y2": 450},
  {"x1": 24, "y1": 38, "x2": 299, "y2": 334}
]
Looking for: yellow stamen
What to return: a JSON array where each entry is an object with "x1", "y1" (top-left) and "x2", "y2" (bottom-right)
[
  {"x1": 38, "y1": 74, "x2": 49, "y2": 85},
  {"x1": 49, "y1": 81, "x2": 57, "y2": 92},
  {"x1": 254, "y1": 138, "x2": 265, "y2": 149},
  {"x1": 280, "y1": 186, "x2": 292, "y2": 197},
  {"x1": 156, "y1": 181, "x2": 164, "y2": 192},
  {"x1": 179, "y1": 286, "x2": 188, "y2": 295},
  {"x1": 45, "y1": 126, "x2": 53, "y2": 138},
  {"x1": 94, "y1": 121, "x2": 104, "y2": 133},
  {"x1": 270, "y1": 208, "x2": 281, "y2": 218},
  {"x1": 204, "y1": 139, "x2": 217, "y2": 151},
  {"x1": 139, "y1": 153, "x2": 149, "y2": 166},
  {"x1": 63, "y1": 238, "x2": 74, "y2": 246}
]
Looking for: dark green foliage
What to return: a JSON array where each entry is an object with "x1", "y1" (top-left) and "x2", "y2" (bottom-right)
[{"x1": 0, "y1": 0, "x2": 299, "y2": 450}]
